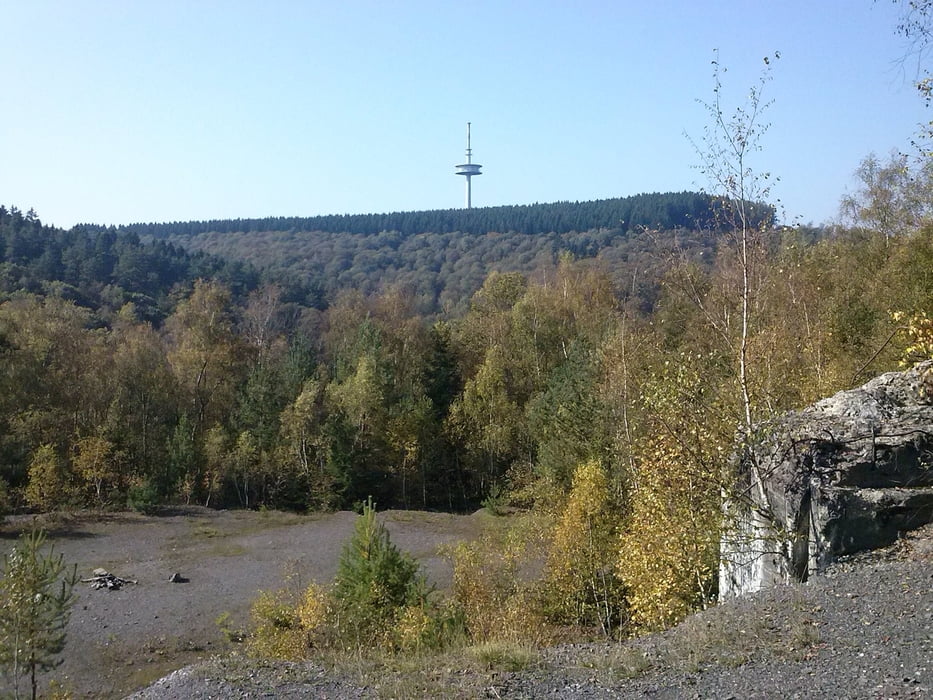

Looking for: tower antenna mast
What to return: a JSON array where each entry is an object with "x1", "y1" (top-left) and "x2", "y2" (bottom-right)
[{"x1": 455, "y1": 122, "x2": 482, "y2": 208}]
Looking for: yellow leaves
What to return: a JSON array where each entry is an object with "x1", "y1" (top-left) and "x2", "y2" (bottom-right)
[
  {"x1": 892, "y1": 310, "x2": 933, "y2": 365},
  {"x1": 547, "y1": 459, "x2": 613, "y2": 589},
  {"x1": 247, "y1": 588, "x2": 306, "y2": 660},
  {"x1": 249, "y1": 582, "x2": 333, "y2": 660},
  {"x1": 328, "y1": 354, "x2": 383, "y2": 432},
  {"x1": 280, "y1": 379, "x2": 324, "y2": 437},
  {"x1": 393, "y1": 602, "x2": 434, "y2": 653},
  {"x1": 72, "y1": 436, "x2": 114, "y2": 481},
  {"x1": 448, "y1": 345, "x2": 525, "y2": 462},
  {"x1": 617, "y1": 428, "x2": 722, "y2": 632},
  {"x1": 25, "y1": 444, "x2": 70, "y2": 512},
  {"x1": 451, "y1": 539, "x2": 516, "y2": 642},
  {"x1": 296, "y1": 582, "x2": 330, "y2": 636},
  {"x1": 72, "y1": 436, "x2": 121, "y2": 505},
  {"x1": 543, "y1": 460, "x2": 624, "y2": 633},
  {"x1": 165, "y1": 279, "x2": 244, "y2": 429},
  {"x1": 568, "y1": 459, "x2": 611, "y2": 515},
  {"x1": 617, "y1": 357, "x2": 724, "y2": 632},
  {"x1": 451, "y1": 516, "x2": 552, "y2": 645}
]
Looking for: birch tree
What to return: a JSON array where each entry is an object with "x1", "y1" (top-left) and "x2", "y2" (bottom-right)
[{"x1": 689, "y1": 50, "x2": 780, "y2": 435}]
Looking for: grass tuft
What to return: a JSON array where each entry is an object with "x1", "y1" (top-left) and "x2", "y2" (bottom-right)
[{"x1": 467, "y1": 641, "x2": 538, "y2": 672}]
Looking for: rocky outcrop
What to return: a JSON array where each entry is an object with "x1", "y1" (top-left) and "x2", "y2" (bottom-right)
[{"x1": 720, "y1": 360, "x2": 933, "y2": 598}]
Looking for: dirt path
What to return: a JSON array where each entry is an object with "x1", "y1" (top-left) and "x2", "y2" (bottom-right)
[{"x1": 0, "y1": 507, "x2": 486, "y2": 699}]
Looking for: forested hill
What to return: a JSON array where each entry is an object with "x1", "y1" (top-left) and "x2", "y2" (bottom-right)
[
  {"x1": 0, "y1": 204, "x2": 265, "y2": 321},
  {"x1": 120, "y1": 192, "x2": 776, "y2": 314},
  {"x1": 124, "y1": 191, "x2": 772, "y2": 238}
]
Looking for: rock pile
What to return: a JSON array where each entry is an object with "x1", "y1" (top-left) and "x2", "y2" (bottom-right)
[{"x1": 82, "y1": 567, "x2": 137, "y2": 590}]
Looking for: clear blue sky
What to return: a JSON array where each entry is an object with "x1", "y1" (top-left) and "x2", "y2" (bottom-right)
[{"x1": 1, "y1": 1, "x2": 927, "y2": 228}]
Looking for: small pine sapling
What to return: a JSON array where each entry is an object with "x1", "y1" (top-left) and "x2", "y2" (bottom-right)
[
  {"x1": 332, "y1": 498, "x2": 430, "y2": 649},
  {"x1": 0, "y1": 527, "x2": 78, "y2": 700}
]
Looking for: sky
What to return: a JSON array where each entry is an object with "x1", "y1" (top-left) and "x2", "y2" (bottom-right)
[{"x1": 1, "y1": 1, "x2": 929, "y2": 229}]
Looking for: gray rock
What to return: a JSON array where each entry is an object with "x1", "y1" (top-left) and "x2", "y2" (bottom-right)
[{"x1": 720, "y1": 360, "x2": 933, "y2": 598}]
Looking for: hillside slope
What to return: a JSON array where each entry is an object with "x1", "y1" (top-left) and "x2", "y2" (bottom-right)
[
  {"x1": 123, "y1": 192, "x2": 778, "y2": 313},
  {"x1": 155, "y1": 225, "x2": 716, "y2": 314}
]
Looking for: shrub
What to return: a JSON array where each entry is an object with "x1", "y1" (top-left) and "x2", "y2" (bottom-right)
[
  {"x1": 247, "y1": 589, "x2": 306, "y2": 660},
  {"x1": 451, "y1": 519, "x2": 552, "y2": 645},
  {"x1": 393, "y1": 603, "x2": 435, "y2": 653},
  {"x1": 295, "y1": 581, "x2": 330, "y2": 634},
  {"x1": 617, "y1": 429, "x2": 721, "y2": 631},
  {"x1": 613, "y1": 359, "x2": 725, "y2": 632},
  {"x1": 247, "y1": 500, "x2": 464, "y2": 659},
  {"x1": 247, "y1": 581, "x2": 332, "y2": 660},
  {"x1": 481, "y1": 482, "x2": 509, "y2": 515}
]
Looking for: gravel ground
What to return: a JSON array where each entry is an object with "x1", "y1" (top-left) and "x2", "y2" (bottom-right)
[
  {"x1": 529, "y1": 532, "x2": 932, "y2": 699},
  {"x1": 127, "y1": 523, "x2": 933, "y2": 700}
]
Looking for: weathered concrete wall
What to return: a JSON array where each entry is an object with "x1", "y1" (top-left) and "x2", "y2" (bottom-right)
[{"x1": 720, "y1": 361, "x2": 933, "y2": 599}]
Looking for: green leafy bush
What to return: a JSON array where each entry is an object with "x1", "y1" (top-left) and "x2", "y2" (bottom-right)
[{"x1": 481, "y1": 482, "x2": 508, "y2": 515}]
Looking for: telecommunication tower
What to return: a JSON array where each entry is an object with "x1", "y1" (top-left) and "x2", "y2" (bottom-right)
[{"x1": 455, "y1": 122, "x2": 482, "y2": 209}]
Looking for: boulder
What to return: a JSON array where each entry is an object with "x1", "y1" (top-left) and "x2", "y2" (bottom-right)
[{"x1": 720, "y1": 360, "x2": 933, "y2": 599}]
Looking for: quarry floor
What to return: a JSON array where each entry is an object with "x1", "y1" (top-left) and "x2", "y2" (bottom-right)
[{"x1": 0, "y1": 507, "x2": 485, "y2": 699}]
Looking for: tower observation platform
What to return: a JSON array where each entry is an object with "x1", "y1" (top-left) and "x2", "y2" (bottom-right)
[{"x1": 455, "y1": 122, "x2": 482, "y2": 208}]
